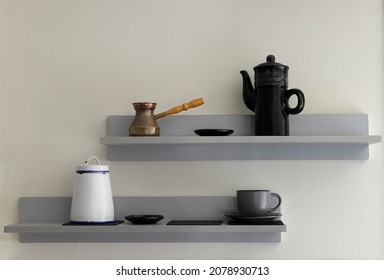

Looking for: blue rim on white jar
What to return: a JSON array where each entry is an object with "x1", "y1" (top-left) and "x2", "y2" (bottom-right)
[{"x1": 76, "y1": 156, "x2": 110, "y2": 174}]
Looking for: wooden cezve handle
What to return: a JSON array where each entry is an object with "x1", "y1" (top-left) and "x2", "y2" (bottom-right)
[{"x1": 154, "y1": 98, "x2": 204, "y2": 120}]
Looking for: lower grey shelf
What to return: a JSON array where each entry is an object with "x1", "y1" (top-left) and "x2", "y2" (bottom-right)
[
  {"x1": 4, "y1": 197, "x2": 286, "y2": 243},
  {"x1": 5, "y1": 222, "x2": 286, "y2": 243}
]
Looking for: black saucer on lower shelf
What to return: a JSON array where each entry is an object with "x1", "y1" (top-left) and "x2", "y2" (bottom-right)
[
  {"x1": 63, "y1": 220, "x2": 124, "y2": 226},
  {"x1": 125, "y1": 215, "x2": 164, "y2": 224},
  {"x1": 225, "y1": 213, "x2": 281, "y2": 223},
  {"x1": 227, "y1": 220, "x2": 284, "y2": 226}
]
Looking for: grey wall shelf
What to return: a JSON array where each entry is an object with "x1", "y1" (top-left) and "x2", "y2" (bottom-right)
[
  {"x1": 4, "y1": 197, "x2": 286, "y2": 243},
  {"x1": 100, "y1": 114, "x2": 381, "y2": 160}
]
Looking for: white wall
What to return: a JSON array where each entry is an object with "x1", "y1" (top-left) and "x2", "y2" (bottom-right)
[{"x1": 1, "y1": 0, "x2": 383, "y2": 259}]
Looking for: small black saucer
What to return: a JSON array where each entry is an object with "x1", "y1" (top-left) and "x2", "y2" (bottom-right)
[
  {"x1": 125, "y1": 215, "x2": 164, "y2": 224},
  {"x1": 194, "y1": 129, "x2": 234, "y2": 136}
]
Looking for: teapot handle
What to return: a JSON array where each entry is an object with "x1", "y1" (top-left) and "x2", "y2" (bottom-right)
[
  {"x1": 85, "y1": 156, "x2": 102, "y2": 165},
  {"x1": 283, "y1": 88, "x2": 305, "y2": 115}
]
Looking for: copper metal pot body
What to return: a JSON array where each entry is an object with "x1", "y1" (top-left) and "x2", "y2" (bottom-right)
[{"x1": 129, "y1": 102, "x2": 160, "y2": 136}]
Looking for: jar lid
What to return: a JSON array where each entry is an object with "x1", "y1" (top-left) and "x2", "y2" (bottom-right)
[{"x1": 76, "y1": 156, "x2": 109, "y2": 173}]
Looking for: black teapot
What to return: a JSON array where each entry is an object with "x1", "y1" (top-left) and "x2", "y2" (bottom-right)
[{"x1": 240, "y1": 55, "x2": 305, "y2": 136}]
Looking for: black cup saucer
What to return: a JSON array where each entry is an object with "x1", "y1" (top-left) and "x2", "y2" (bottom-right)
[{"x1": 225, "y1": 213, "x2": 281, "y2": 222}]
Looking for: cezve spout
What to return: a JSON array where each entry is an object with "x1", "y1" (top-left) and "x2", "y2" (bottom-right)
[{"x1": 240, "y1": 70, "x2": 256, "y2": 112}]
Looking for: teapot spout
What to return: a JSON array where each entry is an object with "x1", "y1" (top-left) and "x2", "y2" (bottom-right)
[{"x1": 240, "y1": 70, "x2": 256, "y2": 112}]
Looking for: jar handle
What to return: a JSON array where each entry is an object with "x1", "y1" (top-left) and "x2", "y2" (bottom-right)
[{"x1": 85, "y1": 156, "x2": 102, "y2": 165}]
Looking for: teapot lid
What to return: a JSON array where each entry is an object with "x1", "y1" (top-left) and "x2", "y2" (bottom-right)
[
  {"x1": 253, "y1": 55, "x2": 289, "y2": 87},
  {"x1": 76, "y1": 156, "x2": 109, "y2": 173},
  {"x1": 254, "y1": 55, "x2": 287, "y2": 69}
]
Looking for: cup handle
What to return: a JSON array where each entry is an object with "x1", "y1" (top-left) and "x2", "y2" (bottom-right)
[
  {"x1": 283, "y1": 88, "x2": 305, "y2": 115},
  {"x1": 269, "y1": 193, "x2": 282, "y2": 213}
]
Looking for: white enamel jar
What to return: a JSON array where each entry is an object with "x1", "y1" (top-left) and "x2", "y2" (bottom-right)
[{"x1": 70, "y1": 156, "x2": 114, "y2": 222}]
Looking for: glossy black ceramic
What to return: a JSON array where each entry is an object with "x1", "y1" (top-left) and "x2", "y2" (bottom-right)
[
  {"x1": 194, "y1": 129, "x2": 234, "y2": 136},
  {"x1": 241, "y1": 55, "x2": 305, "y2": 136},
  {"x1": 125, "y1": 215, "x2": 164, "y2": 224},
  {"x1": 225, "y1": 213, "x2": 281, "y2": 222}
]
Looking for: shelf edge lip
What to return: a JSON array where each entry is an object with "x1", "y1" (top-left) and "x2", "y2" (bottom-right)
[
  {"x1": 4, "y1": 222, "x2": 287, "y2": 234},
  {"x1": 100, "y1": 135, "x2": 382, "y2": 146}
]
